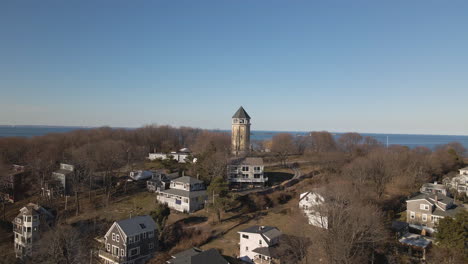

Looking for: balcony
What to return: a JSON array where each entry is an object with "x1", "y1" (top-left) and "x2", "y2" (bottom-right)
[
  {"x1": 98, "y1": 250, "x2": 125, "y2": 263},
  {"x1": 254, "y1": 256, "x2": 273, "y2": 264},
  {"x1": 228, "y1": 177, "x2": 268, "y2": 183}
]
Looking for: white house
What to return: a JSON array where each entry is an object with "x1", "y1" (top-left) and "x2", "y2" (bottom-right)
[
  {"x1": 443, "y1": 169, "x2": 468, "y2": 197},
  {"x1": 299, "y1": 191, "x2": 328, "y2": 229},
  {"x1": 238, "y1": 226, "x2": 281, "y2": 263},
  {"x1": 156, "y1": 176, "x2": 207, "y2": 213},
  {"x1": 420, "y1": 181, "x2": 449, "y2": 196},
  {"x1": 148, "y1": 148, "x2": 192, "y2": 163}
]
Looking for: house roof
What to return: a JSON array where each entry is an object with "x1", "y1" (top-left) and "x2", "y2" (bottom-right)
[
  {"x1": 173, "y1": 176, "x2": 203, "y2": 185},
  {"x1": 399, "y1": 233, "x2": 431, "y2": 249},
  {"x1": 232, "y1": 106, "x2": 251, "y2": 119},
  {"x1": 229, "y1": 157, "x2": 263, "y2": 166},
  {"x1": 407, "y1": 193, "x2": 453, "y2": 205},
  {"x1": 433, "y1": 205, "x2": 465, "y2": 217},
  {"x1": 239, "y1": 226, "x2": 282, "y2": 243},
  {"x1": 421, "y1": 182, "x2": 445, "y2": 189},
  {"x1": 16, "y1": 203, "x2": 53, "y2": 219},
  {"x1": 168, "y1": 248, "x2": 228, "y2": 264},
  {"x1": 159, "y1": 188, "x2": 207, "y2": 198},
  {"x1": 391, "y1": 221, "x2": 409, "y2": 232},
  {"x1": 115, "y1": 215, "x2": 156, "y2": 236},
  {"x1": 251, "y1": 246, "x2": 282, "y2": 259}
]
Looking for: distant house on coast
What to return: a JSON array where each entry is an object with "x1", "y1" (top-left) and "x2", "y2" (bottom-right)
[
  {"x1": 41, "y1": 163, "x2": 74, "y2": 198},
  {"x1": 443, "y1": 167, "x2": 468, "y2": 197},
  {"x1": 420, "y1": 181, "x2": 449, "y2": 196},
  {"x1": 156, "y1": 176, "x2": 207, "y2": 213},
  {"x1": 148, "y1": 148, "x2": 193, "y2": 163},
  {"x1": 227, "y1": 157, "x2": 266, "y2": 189},
  {"x1": 0, "y1": 164, "x2": 25, "y2": 203},
  {"x1": 98, "y1": 215, "x2": 157, "y2": 264}
]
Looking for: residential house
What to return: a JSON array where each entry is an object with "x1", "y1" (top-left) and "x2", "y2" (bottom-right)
[
  {"x1": 98, "y1": 215, "x2": 157, "y2": 264},
  {"x1": 443, "y1": 169, "x2": 468, "y2": 197},
  {"x1": 148, "y1": 148, "x2": 192, "y2": 164},
  {"x1": 238, "y1": 226, "x2": 282, "y2": 263},
  {"x1": 147, "y1": 172, "x2": 179, "y2": 193},
  {"x1": 298, "y1": 191, "x2": 328, "y2": 229},
  {"x1": 420, "y1": 181, "x2": 449, "y2": 196},
  {"x1": 156, "y1": 176, "x2": 207, "y2": 213},
  {"x1": 227, "y1": 157, "x2": 267, "y2": 189},
  {"x1": 42, "y1": 163, "x2": 74, "y2": 198},
  {"x1": 406, "y1": 193, "x2": 465, "y2": 229},
  {"x1": 167, "y1": 247, "x2": 229, "y2": 264},
  {"x1": 0, "y1": 164, "x2": 25, "y2": 203},
  {"x1": 12, "y1": 203, "x2": 54, "y2": 259}
]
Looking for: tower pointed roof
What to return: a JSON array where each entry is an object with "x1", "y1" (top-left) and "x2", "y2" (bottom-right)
[{"x1": 232, "y1": 106, "x2": 251, "y2": 119}]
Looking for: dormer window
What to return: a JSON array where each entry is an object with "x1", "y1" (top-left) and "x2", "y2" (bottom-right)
[
  {"x1": 420, "y1": 204, "x2": 430, "y2": 210},
  {"x1": 139, "y1": 223, "x2": 146, "y2": 229}
]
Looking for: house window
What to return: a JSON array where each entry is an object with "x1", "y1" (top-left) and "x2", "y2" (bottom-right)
[
  {"x1": 135, "y1": 235, "x2": 140, "y2": 242},
  {"x1": 121, "y1": 249, "x2": 125, "y2": 256},
  {"x1": 129, "y1": 237, "x2": 134, "y2": 244},
  {"x1": 116, "y1": 235, "x2": 119, "y2": 242},
  {"x1": 254, "y1": 167, "x2": 261, "y2": 171},
  {"x1": 420, "y1": 204, "x2": 429, "y2": 210},
  {"x1": 184, "y1": 198, "x2": 189, "y2": 203},
  {"x1": 422, "y1": 214, "x2": 427, "y2": 222},
  {"x1": 148, "y1": 231, "x2": 154, "y2": 238},
  {"x1": 112, "y1": 246, "x2": 119, "y2": 255},
  {"x1": 139, "y1": 223, "x2": 146, "y2": 229},
  {"x1": 149, "y1": 243, "x2": 154, "y2": 249},
  {"x1": 246, "y1": 247, "x2": 249, "y2": 251},
  {"x1": 107, "y1": 244, "x2": 110, "y2": 251},
  {"x1": 112, "y1": 233, "x2": 115, "y2": 241},
  {"x1": 242, "y1": 166, "x2": 249, "y2": 172},
  {"x1": 410, "y1": 211, "x2": 415, "y2": 219},
  {"x1": 259, "y1": 240, "x2": 262, "y2": 245},
  {"x1": 242, "y1": 234, "x2": 249, "y2": 239},
  {"x1": 254, "y1": 174, "x2": 261, "y2": 178},
  {"x1": 129, "y1": 247, "x2": 140, "y2": 257},
  {"x1": 242, "y1": 174, "x2": 248, "y2": 178},
  {"x1": 143, "y1": 232, "x2": 147, "y2": 239}
]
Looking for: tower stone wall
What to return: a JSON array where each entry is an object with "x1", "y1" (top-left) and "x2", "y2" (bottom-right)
[{"x1": 231, "y1": 107, "x2": 251, "y2": 156}]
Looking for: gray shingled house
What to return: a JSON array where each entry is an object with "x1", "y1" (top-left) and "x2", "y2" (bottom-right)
[
  {"x1": 156, "y1": 176, "x2": 207, "y2": 213},
  {"x1": 167, "y1": 247, "x2": 229, "y2": 264},
  {"x1": 98, "y1": 215, "x2": 157, "y2": 264},
  {"x1": 406, "y1": 193, "x2": 465, "y2": 229},
  {"x1": 12, "y1": 203, "x2": 54, "y2": 259},
  {"x1": 227, "y1": 157, "x2": 266, "y2": 189}
]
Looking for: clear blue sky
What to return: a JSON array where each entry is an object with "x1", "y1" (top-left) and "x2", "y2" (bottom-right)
[{"x1": 1, "y1": 0, "x2": 467, "y2": 135}]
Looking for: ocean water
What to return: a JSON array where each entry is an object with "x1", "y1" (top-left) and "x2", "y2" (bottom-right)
[{"x1": 1, "y1": 126, "x2": 468, "y2": 150}]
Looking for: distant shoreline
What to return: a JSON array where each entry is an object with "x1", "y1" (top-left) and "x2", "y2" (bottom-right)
[{"x1": 0, "y1": 125, "x2": 466, "y2": 137}]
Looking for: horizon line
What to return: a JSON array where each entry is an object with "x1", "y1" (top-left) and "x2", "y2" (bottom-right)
[{"x1": 0, "y1": 124, "x2": 467, "y2": 137}]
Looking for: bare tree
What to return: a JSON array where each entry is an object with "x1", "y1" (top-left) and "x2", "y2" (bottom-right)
[
  {"x1": 338, "y1": 132, "x2": 363, "y2": 153},
  {"x1": 310, "y1": 185, "x2": 389, "y2": 264},
  {"x1": 35, "y1": 225, "x2": 86, "y2": 264},
  {"x1": 271, "y1": 133, "x2": 297, "y2": 166}
]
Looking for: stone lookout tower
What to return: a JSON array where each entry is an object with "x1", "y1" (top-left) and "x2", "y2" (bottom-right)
[{"x1": 231, "y1": 106, "x2": 251, "y2": 156}]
